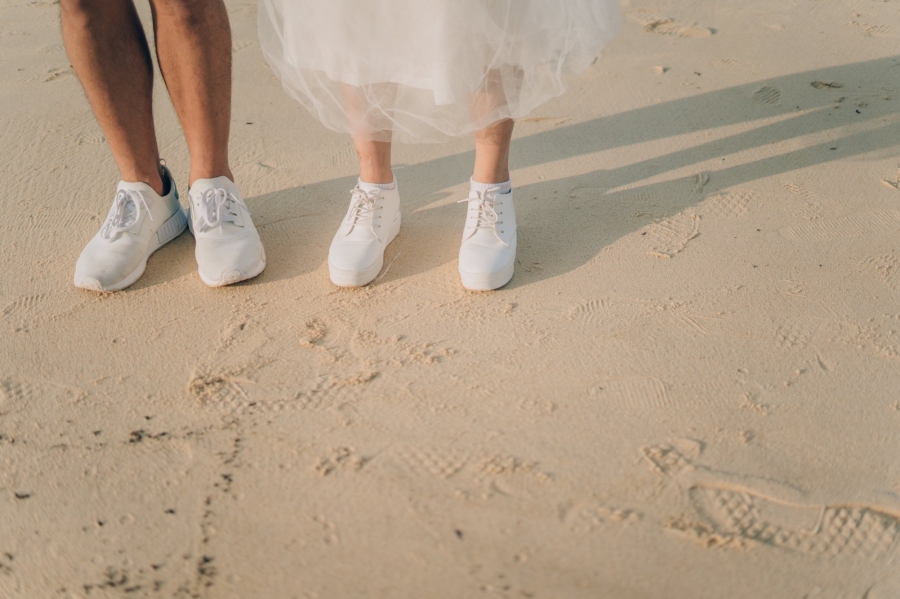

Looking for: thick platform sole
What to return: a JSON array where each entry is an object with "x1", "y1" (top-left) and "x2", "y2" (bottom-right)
[
  {"x1": 74, "y1": 209, "x2": 188, "y2": 292},
  {"x1": 459, "y1": 258, "x2": 515, "y2": 291},
  {"x1": 329, "y1": 220, "x2": 400, "y2": 287}
]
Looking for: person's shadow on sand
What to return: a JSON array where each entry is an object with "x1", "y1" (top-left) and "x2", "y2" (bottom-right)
[{"x1": 205, "y1": 55, "x2": 900, "y2": 289}]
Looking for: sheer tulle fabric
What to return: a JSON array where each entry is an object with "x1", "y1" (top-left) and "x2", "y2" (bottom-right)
[{"x1": 259, "y1": 0, "x2": 621, "y2": 143}]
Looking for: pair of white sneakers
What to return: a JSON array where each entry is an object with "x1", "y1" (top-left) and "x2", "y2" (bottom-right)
[
  {"x1": 328, "y1": 179, "x2": 516, "y2": 291},
  {"x1": 73, "y1": 165, "x2": 266, "y2": 291}
]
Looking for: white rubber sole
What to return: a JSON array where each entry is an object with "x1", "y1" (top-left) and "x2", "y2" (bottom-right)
[
  {"x1": 329, "y1": 219, "x2": 400, "y2": 287},
  {"x1": 459, "y1": 258, "x2": 515, "y2": 291},
  {"x1": 198, "y1": 254, "x2": 267, "y2": 288},
  {"x1": 74, "y1": 209, "x2": 187, "y2": 292}
]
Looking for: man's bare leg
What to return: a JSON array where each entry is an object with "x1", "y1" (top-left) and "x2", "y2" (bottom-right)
[
  {"x1": 149, "y1": 0, "x2": 233, "y2": 185},
  {"x1": 60, "y1": 0, "x2": 166, "y2": 195},
  {"x1": 146, "y1": 0, "x2": 263, "y2": 288}
]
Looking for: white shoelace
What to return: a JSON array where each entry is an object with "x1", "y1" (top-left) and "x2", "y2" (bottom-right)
[
  {"x1": 343, "y1": 186, "x2": 383, "y2": 240},
  {"x1": 100, "y1": 189, "x2": 153, "y2": 241},
  {"x1": 195, "y1": 188, "x2": 245, "y2": 234},
  {"x1": 458, "y1": 188, "x2": 508, "y2": 246}
]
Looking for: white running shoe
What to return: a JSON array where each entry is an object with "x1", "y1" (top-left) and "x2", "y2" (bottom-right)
[
  {"x1": 457, "y1": 187, "x2": 517, "y2": 291},
  {"x1": 186, "y1": 176, "x2": 266, "y2": 287},
  {"x1": 74, "y1": 167, "x2": 187, "y2": 292},
  {"x1": 328, "y1": 183, "x2": 401, "y2": 287}
]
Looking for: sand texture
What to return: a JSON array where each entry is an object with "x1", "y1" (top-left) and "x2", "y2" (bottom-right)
[{"x1": 2, "y1": 0, "x2": 900, "y2": 597}]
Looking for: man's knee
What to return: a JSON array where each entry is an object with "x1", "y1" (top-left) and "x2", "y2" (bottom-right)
[
  {"x1": 151, "y1": 0, "x2": 224, "y2": 30},
  {"x1": 60, "y1": 0, "x2": 131, "y2": 28}
]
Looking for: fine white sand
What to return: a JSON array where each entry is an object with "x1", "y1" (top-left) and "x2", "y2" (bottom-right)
[{"x1": 2, "y1": 1, "x2": 900, "y2": 597}]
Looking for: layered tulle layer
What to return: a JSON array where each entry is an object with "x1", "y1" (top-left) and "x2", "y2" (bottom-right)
[{"x1": 259, "y1": 0, "x2": 621, "y2": 143}]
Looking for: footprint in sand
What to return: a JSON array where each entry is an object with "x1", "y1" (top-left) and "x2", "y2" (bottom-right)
[
  {"x1": 0, "y1": 378, "x2": 28, "y2": 413},
  {"x1": 849, "y1": 21, "x2": 893, "y2": 38},
  {"x1": 861, "y1": 255, "x2": 900, "y2": 290},
  {"x1": 642, "y1": 442, "x2": 900, "y2": 559},
  {"x1": 691, "y1": 486, "x2": 900, "y2": 558},
  {"x1": 188, "y1": 366, "x2": 379, "y2": 414},
  {"x1": 627, "y1": 10, "x2": 714, "y2": 38},
  {"x1": 391, "y1": 443, "x2": 469, "y2": 480},
  {"x1": 780, "y1": 211, "x2": 900, "y2": 243},
  {"x1": 589, "y1": 377, "x2": 672, "y2": 411},
  {"x1": 783, "y1": 183, "x2": 827, "y2": 220},
  {"x1": 645, "y1": 213, "x2": 701, "y2": 259},
  {"x1": 569, "y1": 298, "x2": 613, "y2": 324},
  {"x1": 566, "y1": 502, "x2": 642, "y2": 533},
  {"x1": 701, "y1": 191, "x2": 753, "y2": 218},
  {"x1": 774, "y1": 321, "x2": 813, "y2": 350},
  {"x1": 752, "y1": 85, "x2": 781, "y2": 106},
  {"x1": 810, "y1": 80, "x2": 843, "y2": 90}
]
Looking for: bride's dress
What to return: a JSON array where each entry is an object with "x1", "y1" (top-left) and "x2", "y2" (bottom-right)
[{"x1": 259, "y1": 0, "x2": 621, "y2": 142}]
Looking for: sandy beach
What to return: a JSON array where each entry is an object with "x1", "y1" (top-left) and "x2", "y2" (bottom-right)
[{"x1": 2, "y1": 0, "x2": 900, "y2": 597}]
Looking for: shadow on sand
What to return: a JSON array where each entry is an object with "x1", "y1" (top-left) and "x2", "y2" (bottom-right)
[{"x1": 144, "y1": 56, "x2": 900, "y2": 291}]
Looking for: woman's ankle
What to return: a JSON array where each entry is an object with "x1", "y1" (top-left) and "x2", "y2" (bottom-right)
[
  {"x1": 471, "y1": 167, "x2": 510, "y2": 185},
  {"x1": 358, "y1": 166, "x2": 394, "y2": 184},
  {"x1": 354, "y1": 139, "x2": 393, "y2": 184}
]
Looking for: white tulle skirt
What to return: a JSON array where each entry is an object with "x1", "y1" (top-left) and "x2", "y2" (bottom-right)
[{"x1": 258, "y1": 1, "x2": 621, "y2": 143}]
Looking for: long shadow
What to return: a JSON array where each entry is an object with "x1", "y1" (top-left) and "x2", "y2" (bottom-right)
[{"x1": 246, "y1": 56, "x2": 900, "y2": 286}]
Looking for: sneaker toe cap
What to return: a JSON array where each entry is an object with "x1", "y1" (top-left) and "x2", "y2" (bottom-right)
[
  {"x1": 195, "y1": 233, "x2": 266, "y2": 286},
  {"x1": 328, "y1": 239, "x2": 382, "y2": 272},
  {"x1": 458, "y1": 243, "x2": 514, "y2": 275},
  {"x1": 74, "y1": 241, "x2": 147, "y2": 291},
  {"x1": 73, "y1": 275, "x2": 105, "y2": 292}
]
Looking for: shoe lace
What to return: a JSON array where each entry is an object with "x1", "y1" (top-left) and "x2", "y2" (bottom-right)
[
  {"x1": 343, "y1": 186, "x2": 383, "y2": 240},
  {"x1": 196, "y1": 188, "x2": 246, "y2": 233},
  {"x1": 458, "y1": 188, "x2": 508, "y2": 246},
  {"x1": 100, "y1": 189, "x2": 153, "y2": 241}
]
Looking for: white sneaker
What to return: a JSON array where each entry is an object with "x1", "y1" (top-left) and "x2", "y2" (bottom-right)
[
  {"x1": 186, "y1": 177, "x2": 266, "y2": 287},
  {"x1": 74, "y1": 166, "x2": 187, "y2": 292},
  {"x1": 457, "y1": 187, "x2": 517, "y2": 291},
  {"x1": 328, "y1": 182, "x2": 401, "y2": 287}
]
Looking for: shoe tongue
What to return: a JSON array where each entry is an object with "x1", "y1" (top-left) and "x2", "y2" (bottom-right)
[
  {"x1": 117, "y1": 179, "x2": 161, "y2": 199},
  {"x1": 120, "y1": 199, "x2": 138, "y2": 228},
  {"x1": 191, "y1": 176, "x2": 240, "y2": 199},
  {"x1": 191, "y1": 177, "x2": 246, "y2": 233},
  {"x1": 110, "y1": 182, "x2": 158, "y2": 231}
]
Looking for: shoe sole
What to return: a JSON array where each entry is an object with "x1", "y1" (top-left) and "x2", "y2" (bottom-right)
[
  {"x1": 74, "y1": 209, "x2": 188, "y2": 292},
  {"x1": 329, "y1": 218, "x2": 400, "y2": 287},
  {"x1": 198, "y1": 254, "x2": 267, "y2": 288},
  {"x1": 459, "y1": 258, "x2": 515, "y2": 291}
]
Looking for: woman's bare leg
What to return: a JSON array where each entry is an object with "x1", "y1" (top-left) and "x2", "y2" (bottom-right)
[
  {"x1": 473, "y1": 118, "x2": 514, "y2": 184},
  {"x1": 341, "y1": 82, "x2": 395, "y2": 184},
  {"x1": 353, "y1": 139, "x2": 394, "y2": 184},
  {"x1": 469, "y1": 67, "x2": 514, "y2": 184}
]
